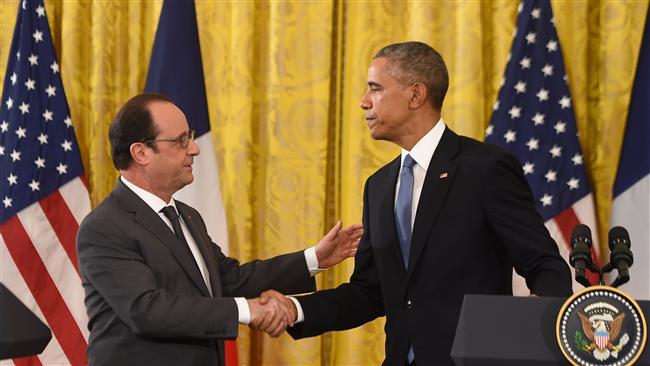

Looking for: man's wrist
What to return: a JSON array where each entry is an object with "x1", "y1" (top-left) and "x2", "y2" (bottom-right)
[
  {"x1": 304, "y1": 247, "x2": 324, "y2": 276},
  {"x1": 234, "y1": 297, "x2": 250, "y2": 324},
  {"x1": 288, "y1": 296, "x2": 304, "y2": 323}
]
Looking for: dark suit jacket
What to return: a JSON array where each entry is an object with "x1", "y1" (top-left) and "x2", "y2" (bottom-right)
[
  {"x1": 77, "y1": 180, "x2": 315, "y2": 366},
  {"x1": 288, "y1": 127, "x2": 572, "y2": 365}
]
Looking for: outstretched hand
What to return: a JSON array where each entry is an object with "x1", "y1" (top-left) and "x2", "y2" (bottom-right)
[{"x1": 315, "y1": 220, "x2": 363, "y2": 269}]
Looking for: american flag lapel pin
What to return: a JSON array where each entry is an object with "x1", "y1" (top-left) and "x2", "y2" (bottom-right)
[{"x1": 439, "y1": 172, "x2": 448, "y2": 179}]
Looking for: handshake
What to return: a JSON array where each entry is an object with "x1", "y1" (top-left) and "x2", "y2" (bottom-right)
[
  {"x1": 247, "y1": 290, "x2": 297, "y2": 337},
  {"x1": 246, "y1": 221, "x2": 364, "y2": 337}
]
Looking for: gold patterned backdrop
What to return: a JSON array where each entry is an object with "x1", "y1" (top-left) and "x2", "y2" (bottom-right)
[{"x1": 1, "y1": 0, "x2": 647, "y2": 364}]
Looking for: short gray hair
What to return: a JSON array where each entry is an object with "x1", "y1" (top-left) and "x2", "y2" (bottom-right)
[{"x1": 374, "y1": 42, "x2": 449, "y2": 110}]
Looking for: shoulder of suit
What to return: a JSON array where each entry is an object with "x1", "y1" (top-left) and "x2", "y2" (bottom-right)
[{"x1": 455, "y1": 134, "x2": 517, "y2": 162}]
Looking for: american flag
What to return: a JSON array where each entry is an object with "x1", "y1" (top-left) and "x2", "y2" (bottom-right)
[
  {"x1": 1, "y1": 1, "x2": 90, "y2": 365},
  {"x1": 485, "y1": 0, "x2": 600, "y2": 294}
]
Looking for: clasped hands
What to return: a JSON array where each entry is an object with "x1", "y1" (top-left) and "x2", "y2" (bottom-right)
[
  {"x1": 248, "y1": 221, "x2": 363, "y2": 337},
  {"x1": 247, "y1": 290, "x2": 296, "y2": 337}
]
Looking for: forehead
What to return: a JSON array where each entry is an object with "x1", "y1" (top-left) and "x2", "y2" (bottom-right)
[
  {"x1": 367, "y1": 57, "x2": 399, "y2": 84},
  {"x1": 148, "y1": 101, "x2": 188, "y2": 135}
]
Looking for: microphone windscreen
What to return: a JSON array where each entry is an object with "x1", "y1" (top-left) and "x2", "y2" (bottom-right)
[
  {"x1": 571, "y1": 224, "x2": 592, "y2": 248},
  {"x1": 608, "y1": 226, "x2": 631, "y2": 249}
]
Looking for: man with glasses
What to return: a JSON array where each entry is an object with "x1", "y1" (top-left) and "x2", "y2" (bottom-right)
[{"x1": 76, "y1": 93, "x2": 362, "y2": 366}]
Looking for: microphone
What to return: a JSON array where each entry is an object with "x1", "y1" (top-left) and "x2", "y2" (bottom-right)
[
  {"x1": 569, "y1": 224, "x2": 596, "y2": 288},
  {"x1": 603, "y1": 226, "x2": 633, "y2": 288}
]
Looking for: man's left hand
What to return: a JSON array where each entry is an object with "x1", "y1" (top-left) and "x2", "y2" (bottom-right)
[{"x1": 315, "y1": 220, "x2": 363, "y2": 269}]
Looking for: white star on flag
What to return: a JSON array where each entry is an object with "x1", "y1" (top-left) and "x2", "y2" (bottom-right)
[
  {"x1": 61, "y1": 140, "x2": 72, "y2": 151},
  {"x1": 559, "y1": 95, "x2": 571, "y2": 109},
  {"x1": 567, "y1": 177, "x2": 580, "y2": 190},
  {"x1": 37, "y1": 132, "x2": 48, "y2": 144},
  {"x1": 25, "y1": 78, "x2": 36, "y2": 90},
  {"x1": 18, "y1": 102, "x2": 30, "y2": 114},
  {"x1": 572, "y1": 153, "x2": 583, "y2": 166},
  {"x1": 514, "y1": 81, "x2": 527, "y2": 93},
  {"x1": 508, "y1": 106, "x2": 521, "y2": 119},
  {"x1": 549, "y1": 145, "x2": 562, "y2": 158},
  {"x1": 540, "y1": 194, "x2": 553, "y2": 206},
  {"x1": 7, "y1": 174, "x2": 18, "y2": 186},
  {"x1": 545, "y1": 169, "x2": 558, "y2": 182},
  {"x1": 56, "y1": 162, "x2": 68, "y2": 175},
  {"x1": 523, "y1": 162, "x2": 535, "y2": 175},
  {"x1": 34, "y1": 156, "x2": 46, "y2": 168},
  {"x1": 28, "y1": 53, "x2": 38, "y2": 65},
  {"x1": 29, "y1": 180, "x2": 40, "y2": 191},
  {"x1": 15, "y1": 126, "x2": 27, "y2": 139},
  {"x1": 45, "y1": 84, "x2": 56, "y2": 97},
  {"x1": 536, "y1": 88, "x2": 549, "y2": 101},
  {"x1": 525, "y1": 32, "x2": 536, "y2": 44},
  {"x1": 42, "y1": 109, "x2": 53, "y2": 122},
  {"x1": 10, "y1": 149, "x2": 21, "y2": 162},
  {"x1": 33, "y1": 30, "x2": 43, "y2": 43},
  {"x1": 546, "y1": 40, "x2": 558, "y2": 52},
  {"x1": 526, "y1": 137, "x2": 540, "y2": 151}
]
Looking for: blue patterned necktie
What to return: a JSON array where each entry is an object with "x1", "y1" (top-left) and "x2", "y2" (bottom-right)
[
  {"x1": 395, "y1": 155, "x2": 417, "y2": 364},
  {"x1": 395, "y1": 155, "x2": 416, "y2": 269}
]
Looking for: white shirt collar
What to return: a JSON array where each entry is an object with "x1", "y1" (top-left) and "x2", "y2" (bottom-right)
[
  {"x1": 401, "y1": 118, "x2": 446, "y2": 171},
  {"x1": 120, "y1": 176, "x2": 177, "y2": 214}
]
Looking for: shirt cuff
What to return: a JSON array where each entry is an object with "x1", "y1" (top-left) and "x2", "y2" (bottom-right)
[
  {"x1": 288, "y1": 296, "x2": 305, "y2": 323},
  {"x1": 234, "y1": 297, "x2": 250, "y2": 324},
  {"x1": 304, "y1": 246, "x2": 324, "y2": 276}
]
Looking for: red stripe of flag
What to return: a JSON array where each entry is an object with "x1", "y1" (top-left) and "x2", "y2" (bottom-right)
[
  {"x1": 11, "y1": 355, "x2": 43, "y2": 366},
  {"x1": 39, "y1": 190, "x2": 80, "y2": 274},
  {"x1": 554, "y1": 206, "x2": 599, "y2": 284},
  {"x1": 1, "y1": 216, "x2": 87, "y2": 366}
]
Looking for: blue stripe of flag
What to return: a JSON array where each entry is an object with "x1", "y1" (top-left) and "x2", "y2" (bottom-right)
[
  {"x1": 613, "y1": 6, "x2": 650, "y2": 197},
  {"x1": 144, "y1": 0, "x2": 210, "y2": 137}
]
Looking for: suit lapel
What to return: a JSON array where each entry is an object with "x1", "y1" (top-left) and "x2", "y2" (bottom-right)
[
  {"x1": 377, "y1": 157, "x2": 409, "y2": 279},
  {"x1": 113, "y1": 181, "x2": 211, "y2": 296},
  {"x1": 176, "y1": 201, "x2": 223, "y2": 297},
  {"x1": 406, "y1": 128, "x2": 459, "y2": 282}
]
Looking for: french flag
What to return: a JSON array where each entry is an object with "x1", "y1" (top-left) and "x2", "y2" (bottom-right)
[{"x1": 610, "y1": 5, "x2": 650, "y2": 300}]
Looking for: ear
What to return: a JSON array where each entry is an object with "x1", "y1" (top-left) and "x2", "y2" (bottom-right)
[
  {"x1": 409, "y1": 83, "x2": 428, "y2": 109},
  {"x1": 129, "y1": 142, "x2": 151, "y2": 167}
]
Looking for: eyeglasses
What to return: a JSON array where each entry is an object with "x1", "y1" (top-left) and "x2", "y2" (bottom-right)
[{"x1": 144, "y1": 129, "x2": 195, "y2": 149}]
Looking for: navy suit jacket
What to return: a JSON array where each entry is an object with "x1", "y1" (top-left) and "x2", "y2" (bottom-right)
[
  {"x1": 288, "y1": 127, "x2": 572, "y2": 365},
  {"x1": 77, "y1": 180, "x2": 315, "y2": 366}
]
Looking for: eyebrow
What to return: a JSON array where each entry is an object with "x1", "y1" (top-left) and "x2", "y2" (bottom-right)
[{"x1": 367, "y1": 81, "x2": 382, "y2": 88}]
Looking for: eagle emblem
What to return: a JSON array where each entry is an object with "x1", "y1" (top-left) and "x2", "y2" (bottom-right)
[{"x1": 576, "y1": 302, "x2": 629, "y2": 361}]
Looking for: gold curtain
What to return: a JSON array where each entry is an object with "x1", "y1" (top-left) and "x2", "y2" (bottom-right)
[{"x1": 1, "y1": 1, "x2": 647, "y2": 364}]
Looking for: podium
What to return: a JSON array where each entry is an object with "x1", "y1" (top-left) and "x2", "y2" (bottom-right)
[
  {"x1": 450, "y1": 295, "x2": 650, "y2": 365},
  {"x1": 0, "y1": 283, "x2": 52, "y2": 360}
]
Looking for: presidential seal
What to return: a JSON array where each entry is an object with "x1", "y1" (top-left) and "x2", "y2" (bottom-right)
[{"x1": 557, "y1": 286, "x2": 647, "y2": 366}]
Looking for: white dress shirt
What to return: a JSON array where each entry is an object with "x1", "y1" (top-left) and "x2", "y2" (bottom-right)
[
  {"x1": 121, "y1": 176, "x2": 322, "y2": 324},
  {"x1": 395, "y1": 119, "x2": 446, "y2": 229},
  {"x1": 291, "y1": 119, "x2": 446, "y2": 324}
]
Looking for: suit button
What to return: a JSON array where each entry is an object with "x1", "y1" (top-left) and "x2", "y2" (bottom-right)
[{"x1": 406, "y1": 300, "x2": 413, "y2": 309}]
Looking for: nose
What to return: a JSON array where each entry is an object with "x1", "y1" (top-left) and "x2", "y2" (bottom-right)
[
  {"x1": 188, "y1": 138, "x2": 200, "y2": 156},
  {"x1": 360, "y1": 91, "x2": 371, "y2": 110}
]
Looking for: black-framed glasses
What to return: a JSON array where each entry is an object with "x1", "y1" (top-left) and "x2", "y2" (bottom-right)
[{"x1": 144, "y1": 129, "x2": 195, "y2": 149}]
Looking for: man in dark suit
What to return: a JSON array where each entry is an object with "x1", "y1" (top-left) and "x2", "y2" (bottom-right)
[
  {"x1": 76, "y1": 93, "x2": 362, "y2": 366},
  {"x1": 273, "y1": 42, "x2": 573, "y2": 365}
]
